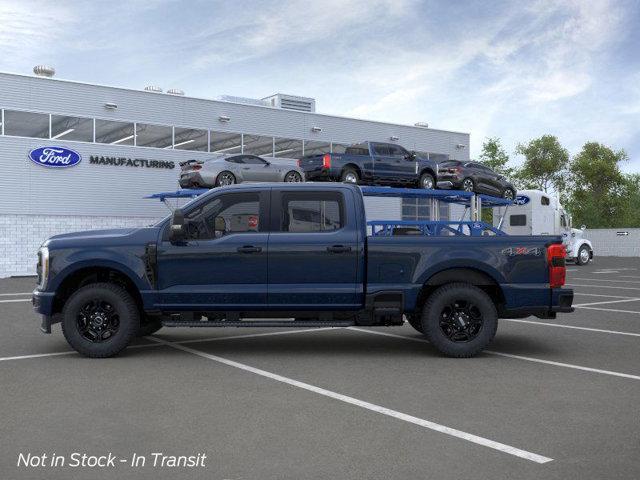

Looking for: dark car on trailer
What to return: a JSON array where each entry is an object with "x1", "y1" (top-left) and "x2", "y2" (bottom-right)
[
  {"x1": 298, "y1": 141, "x2": 439, "y2": 189},
  {"x1": 437, "y1": 160, "x2": 516, "y2": 199}
]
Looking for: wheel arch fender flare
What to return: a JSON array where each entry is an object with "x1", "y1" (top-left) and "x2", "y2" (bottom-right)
[
  {"x1": 49, "y1": 257, "x2": 148, "y2": 293},
  {"x1": 342, "y1": 163, "x2": 362, "y2": 178}
]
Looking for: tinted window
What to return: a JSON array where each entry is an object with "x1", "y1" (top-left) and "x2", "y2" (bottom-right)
[
  {"x1": 345, "y1": 146, "x2": 369, "y2": 156},
  {"x1": 185, "y1": 193, "x2": 260, "y2": 239},
  {"x1": 242, "y1": 155, "x2": 267, "y2": 165},
  {"x1": 387, "y1": 145, "x2": 406, "y2": 157},
  {"x1": 281, "y1": 192, "x2": 343, "y2": 233},
  {"x1": 225, "y1": 156, "x2": 244, "y2": 164},
  {"x1": 95, "y1": 119, "x2": 135, "y2": 145},
  {"x1": 541, "y1": 196, "x2": 550, "y2": 205},
  {"x1": 439, "y1": 160, "x2": 461, "y2": 167},
  {"x1": 51, "y1": 114, "x2": 94, "y2": 142},
  {"x1": 372, "y1": 144, "x2": 390, "y2": 156},
  {"x1": 510, "y1": 215, "x2": 527, "y2": 226}
]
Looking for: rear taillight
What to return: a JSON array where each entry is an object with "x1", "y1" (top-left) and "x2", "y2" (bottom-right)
[
  {"x1": 297, "y1": 159, "x2": 302, "y2": 167},
  {"x1": 547, "y1": 244, "x2": 566, "y2": 288},
  {"x1": 322, "y1": 153, "x2": 331, "y2": 169}
]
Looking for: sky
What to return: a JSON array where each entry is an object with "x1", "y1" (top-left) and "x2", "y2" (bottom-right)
[{"x1": 1, "y1": 0, "x2": 639, "y2": 171}]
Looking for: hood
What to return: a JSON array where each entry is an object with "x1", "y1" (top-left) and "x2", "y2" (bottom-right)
[{"x1": 43, "y1": 227, "x2": 160, "y2": 249}]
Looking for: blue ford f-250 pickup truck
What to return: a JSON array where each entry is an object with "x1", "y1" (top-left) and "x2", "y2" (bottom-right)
[
  {"x1": 32, "y1": 183, "x2": 574, "y2": 358},
  {"x1": 299, "y1": 142, "x2": 439, "y2": 189}
]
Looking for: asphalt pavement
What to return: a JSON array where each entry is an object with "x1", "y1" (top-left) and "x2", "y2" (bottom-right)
[{"x1": 1, "y1": 257, "x2": 639, "y2": 480}]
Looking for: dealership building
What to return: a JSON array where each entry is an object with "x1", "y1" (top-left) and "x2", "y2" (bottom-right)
[{"x1": 0, "y1": 68, "x2": 470, "y2": 277}]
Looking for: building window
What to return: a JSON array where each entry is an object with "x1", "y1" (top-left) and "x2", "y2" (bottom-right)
[
  {"x1": 95, "y1": 119, "x2": 135, "y2": 145},
  {"x1": 135, "y1": 123, "x2": 173, "y2": 148},
  {"x1": 173, "y1": 127, "x2": 208, "y2": 151},
  {"x1": 401, "y1": 199, "x2": 449, "y2": 221},
  {"x1": 3, "y1": 110, "x2": 49, "y2": 139},
  {"x1": 243, "y1": 134, "x2": 274, "y2": 156},
  {"x1": 50, "y1": 114, "x2": 94, "y2": 142},
  {"x1": 210, "y1": 131, "x2": 242, "y2": 154},
  {"x1": 303, "y1": 140, "x2": 330, "y2": 156},
  {"x1": 273, "y1": 137, "x2": 303, "y2": 159}
]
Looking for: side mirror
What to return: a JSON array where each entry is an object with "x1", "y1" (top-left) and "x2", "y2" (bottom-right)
[
  {"x1": 169, "y1": 208, "x2": 186, "y2": 243},
  {"x1": 581, "y1": 224, "x2": 586, "y2": 230}
]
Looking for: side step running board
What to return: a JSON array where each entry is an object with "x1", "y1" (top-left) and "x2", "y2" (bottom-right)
[{"x1": 161, "y1": 320, "x2": 355, "y2": 328}]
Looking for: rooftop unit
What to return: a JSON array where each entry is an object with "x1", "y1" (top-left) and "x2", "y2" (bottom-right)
[{"x1": 262, "y1": 93, "x2": 316, "y2": 113}]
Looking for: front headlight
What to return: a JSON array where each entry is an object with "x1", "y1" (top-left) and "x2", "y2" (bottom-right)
[{"x1": 37, "y1": 247, "x2": 49, "y2": 289}]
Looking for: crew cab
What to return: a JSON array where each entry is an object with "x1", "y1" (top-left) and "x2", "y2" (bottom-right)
[
  {"x1": 33, "y1": 183, "x2": 574, "y2": 358},
  {"x1": 298, "y1": 142, "x2": 439, "y2": 189}
]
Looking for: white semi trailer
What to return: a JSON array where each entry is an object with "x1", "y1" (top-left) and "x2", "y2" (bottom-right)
[{"x1": 494, "y1": 189, "x2": 594, "y2": 265}]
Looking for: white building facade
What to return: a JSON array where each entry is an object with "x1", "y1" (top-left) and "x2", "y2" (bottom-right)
[{"x1": 0, "y1": 71, "x2": 470, "y2": 277}]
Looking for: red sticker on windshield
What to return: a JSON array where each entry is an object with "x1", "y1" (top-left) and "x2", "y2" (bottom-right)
[{"x1": 248, "y1": 216, "x2": 258, "y2": 228}]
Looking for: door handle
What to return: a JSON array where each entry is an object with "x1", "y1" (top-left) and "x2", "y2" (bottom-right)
[
  {"x1": 327, "y1": 245, "x2": 352, "y2": 254},
  {"x1": 237, "y1": 245, "x2": 262, "y2": 253}
]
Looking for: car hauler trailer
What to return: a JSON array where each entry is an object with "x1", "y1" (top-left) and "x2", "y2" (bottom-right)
[{"x1": 493, "y1": 189, "x2": 593, "y2": 265}]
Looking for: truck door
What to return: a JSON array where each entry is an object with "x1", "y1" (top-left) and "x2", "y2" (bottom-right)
[
  {"x1": 387, "y1": 144, "x2": 417, "y2": 183},
  {"x1": 155, "y1": 190, "x2": 270, "y2": 309},
  {"x1": 267, "y1": 188, "x2": 361, "y2": 308},
  {"x1": 370, "y1": 143, "x2": 394, "y2": 183}
]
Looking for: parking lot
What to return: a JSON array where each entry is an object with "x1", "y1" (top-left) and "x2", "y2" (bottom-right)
[{"x1": 1, "y1": 257, "x2": 639, "y2": 480}]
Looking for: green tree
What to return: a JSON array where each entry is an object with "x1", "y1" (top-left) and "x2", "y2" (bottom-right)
[
  {"x1": 566, "y1": 142, "x2": 628, "y2": 228},
  {"x1": 619, "y1": 174, "x2": 640, "y2": 227},
  {"x1": 479, "y1": 137, "x2": 514, "y2": 177},
  {"x1": 515, "y1": 135, "x2": 569, "y2": 193}
]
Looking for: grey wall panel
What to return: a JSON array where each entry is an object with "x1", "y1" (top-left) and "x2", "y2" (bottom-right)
[{"x1": 0, "y1": 73, "x2": 469, "y2": 159}]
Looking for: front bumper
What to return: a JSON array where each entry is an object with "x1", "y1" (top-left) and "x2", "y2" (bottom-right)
[{"x1": 32, "y1": 289, "x2": 57, "y2": 334}]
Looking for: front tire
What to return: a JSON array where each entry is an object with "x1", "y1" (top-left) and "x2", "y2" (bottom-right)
[
  {"x1": 502, "y1": 188, "x2": 515, "y2": 200},
  {"x1": 419, "y1": 172, "x2": 435, "y2": 190},
  {"x1": 284, "y1": 171, "x2": 303, "y2": 182},
  {"x1": 576, "y1": 245, "x2": 591, "y2": 265},
  {"x1": 421, "y1": 283, "x2": 497, "y2": 357},
  {"x1": 61, "y1": 283, "x2": 139, "y2": 358}
]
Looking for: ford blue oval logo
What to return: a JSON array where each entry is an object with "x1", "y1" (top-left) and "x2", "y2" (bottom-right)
[
  {"x1": 28, "y1": 146, "x2": 82, "y2": 168},
  {"x1": 514, "y1": 195, "x2": 530, "y2": 205}
]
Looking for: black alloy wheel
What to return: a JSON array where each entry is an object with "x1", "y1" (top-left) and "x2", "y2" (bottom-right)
[
  {"x1": 77, "y1": 299, "x2": 120, "y2": 343},
  {"x1": 438, "y1": 300, "x2": 483, "y2": 342}
]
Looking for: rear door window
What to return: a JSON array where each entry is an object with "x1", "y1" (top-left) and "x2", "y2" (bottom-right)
[
  {"x1": 372, "y1": 144, "x2": 390, "y2": 156},
  {"x1": 280, "y1": 192, "x2": 344, "y2": 233}
]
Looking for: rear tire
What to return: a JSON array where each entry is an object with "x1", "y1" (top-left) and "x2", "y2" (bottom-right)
[
  {"x1": 419, "y1": 172, "x2": 435, "y2": 190},
  {"x1": 284, "y1": 171, "x2": 303, "y2": 182},
  {"x1": 462, "y1": 178, "x2": 475, "y2": 192},
  {"x1": 215, "y1": 171, "x2": 236, "y2": 187},
  {"x1": 61, "y1": 283, "x2": 139, "y2": 358},
  {"x1": 341, "y1": 168, "x2": 359, "y2": 184},
  {"x1": 421, "y1": 283, "x2": 497, "y2": 357}
]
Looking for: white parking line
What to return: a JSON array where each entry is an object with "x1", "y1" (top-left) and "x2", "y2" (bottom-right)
[
  {"x1": 572, "y1": 278, "x2": 640, "y2": 285},
  {"x1": 347, "y1": 328, "x2": 640, "y2": 381},
  {"x1": 0, "y1": 327, "x2": 337, "y2": 362},
  {"x1": 0, "y1": 298, "x2": 31, "y2": 303},
  {"x1": 573, "y1": 298, "x2": 640, "y2": 307},
  {"x1": 502, "y1": 319, "x2": 640, "y2": 337},
  {"x1": 573, "y1": 292, "x2": 639, "y2": 299},
  {"x1": 567, "y1": 284, "x2": 640, "y2": 291},
  {"x1": 0, "y1": 292, "x2": 32, "y2": 296},
  {"x1": 147, "y1": 335, "x2": 553, "y2": 464},
  {"x1": 574, "y1": 306, "x2": 640, "y2": 315}
]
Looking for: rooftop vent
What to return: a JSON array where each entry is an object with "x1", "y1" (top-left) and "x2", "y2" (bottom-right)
[
  {"x1": 414, "y1": 122, "x2": 429, "y2": 128},
  {"x1": 144, "y1": 85, "x2": 163, "y2": 93},
  {"x1": 167, "y1": 88, "x2": 185, "y2": 96},
  {"x1": 262, "y1": 93, "x2": 316, "y2": 113},
  {"x1": 33, "y1": 65, "x2": 55, "y2": 78}
]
